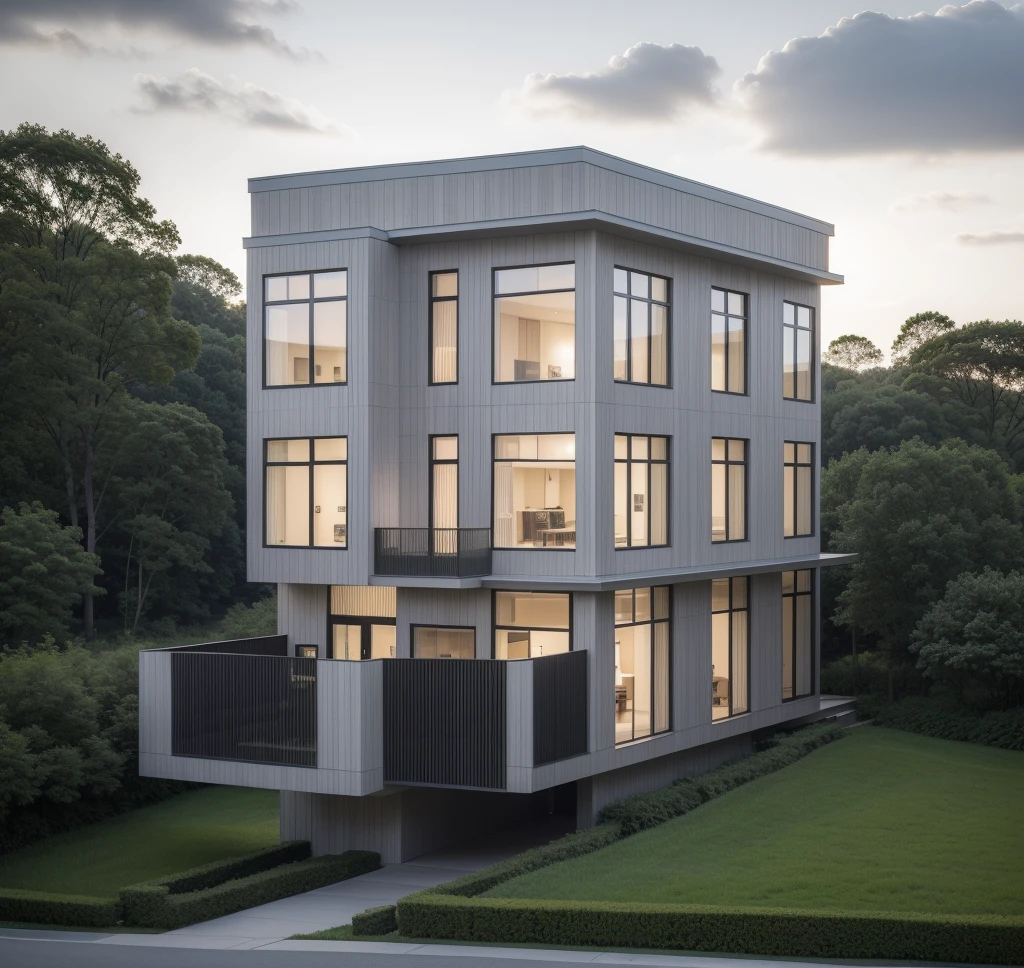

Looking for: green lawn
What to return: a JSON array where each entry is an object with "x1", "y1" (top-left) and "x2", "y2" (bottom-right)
[
  {"x1": 488, "y1": 727, "x2": 1024, "y2": 916},
  {"x1": 0, "y1": 787, "x2": 279, "y2": 899}
]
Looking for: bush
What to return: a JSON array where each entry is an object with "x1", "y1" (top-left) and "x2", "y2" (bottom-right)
[
  {"x1": 352, "y1": 904, "x2": 397, "y2": 936},
  {"x1": 397, "y1": 895, "x2": 1024, "y2": 965},
  {"x1": 0, "y1": 888, "x2": 121, "y2": 928},
  {"x1": 872, "y1": 697, "x2": 1024, "y2": 750},
  {"x1": 122, "y1": 850, "x2": 380, "y2": 929},
  {"x1": 220, "y1": 594, "x2": 277, "y2": 639},
  {"x1": 821, "y1": 651, "x2": 890, "y2": 696}
]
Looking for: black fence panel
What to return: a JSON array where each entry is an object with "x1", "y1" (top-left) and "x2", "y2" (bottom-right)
[
  {"x1": 374, "y1": 528, "x2": 492, "y2": 578},
  {"x1": 383, "y1": 659, "x2": 506, "y2": 789},
  {"x1": 173, "y1": 635, "x2": 289, "y2": 656},
  {"x1": 533, "y1": 650, "x2": 588, "y2": 766},
  {"x1": 171, "y1": 652, "x2": 316, "y2": 768}
]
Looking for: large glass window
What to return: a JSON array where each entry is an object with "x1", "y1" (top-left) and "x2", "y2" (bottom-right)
[
  {"x1": 265, "y1": 437, "x2": 347, "y2": 548},
  {"x1": 430, "y1": 271, "x2": 458, "y2": 384},
  {"x1": 711, "y1": 576, "x2": 749, "y2": 719},
  {"x1": 329, "y1": 585, "x2": 395, "y2": 660},
  {"x1": 782, "y1": 570, "x2": 814, "y2": 700},
  {"x1": 783, "y1": 302, "x2": 814, "y2": 402},
  {"x1": 614, "y1": 434, "x2": 668, "y2": 548},
  {"x1": 494, "y1": 591, "x2": 571, "y2": 659},
  {"x1": 264, "y1": 270, "x2": 347, "y2": 387},
  {"x1": 494, "y1": 263, "x2": 575, "y2": 383},
  {"x1": 711, "y1": 288, "x2": 746, "y2": 394},
  {"x1": 784, "y1": 442, "x2": 814, "y2": 538},
  {"x1": 493, "y1": 434, "x2": 576, "y2": 549},
  {"x1": 413, "y1": 626, "x2": 475, "y2": 659},
  {"x1": 711, "y1": 438, "x2": 747, "y2": 543},
  {"x1": 613, "y1": 268, "x2": 669, "y2": 386},
  {"x1": 615, "y1": 587, "x2": 670, "y2": 744},
  {"x1": 430, "y1": 435, "x2": 458, "y2": 554}
]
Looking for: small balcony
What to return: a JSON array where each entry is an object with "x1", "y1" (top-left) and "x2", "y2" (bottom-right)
[{"x1": 373, "y1": 527, "x2": 492, "y2": 579}]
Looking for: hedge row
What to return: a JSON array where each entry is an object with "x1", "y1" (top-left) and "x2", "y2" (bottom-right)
[
  {"x1": 0, "y1": 888, "x2": 122, "y2": 928},
  {"x1": 397, "y1": 895, "x2": 1024, "y2": 966},
  {"x1": 122, "y1": 850, "x2": 380, "y2": 929},
  {"x1": 870, "y1": 697, "x2": 1024, "y2": 751},
  {"x1": 352, "y1": 903, "x2": 398, "y2": 936}
]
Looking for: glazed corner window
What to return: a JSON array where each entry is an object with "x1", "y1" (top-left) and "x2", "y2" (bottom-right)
[
  {"x1": 493, "y1": 434, "x2": 576, "y2": 549},
  {"x1": 614, "y1": 434, "x2": 668, "y2": 548},
  {"x1": 613, "y1": 268, "x2": 669, "y2": 386},
  {"x1": 711, "y1": 438, "x2": 747, "y2": 543},
  {"x1": 494, "y1": 263, "x2": 575, "y2": 382},
  {"x1": 711, "y1": 576, "x2": 749, "y2": 720},
  {"x1": 783, "y1": 302, "x2": 814, "y2": 402},
  {"x1": 265, "y1": 437, "x2": 347, "y2": 548},
  {"x1": 782, "y1": 570, "x2": 814, "y2": 700},
  {"x1": 711, "y1": 288, "x2": 746, "y2": 394},
  {"x1": 615, "y1": 587, "x2": 670, "y2": 744},
  {"x1": 430, "y1": 271, "x2": 458, "y2": 384},
  {"x1": 264, "y1": 270, "x2": 347, "y2": 387},
  {"x1": 783, "y1": 442, "x2": 814, "y2": 538},
  {"x1": 413, "y1": 626, "x2": 475, "y2": 659},
  {"x1": 494, "y1": 591, "x2": 571, "y2": 659}
]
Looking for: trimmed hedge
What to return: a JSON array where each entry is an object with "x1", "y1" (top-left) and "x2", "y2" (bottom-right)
[
  {"x1": 0, "y1": 888, "x2": 122, "y2": 928},
  {"x1": 352, "y1": 903, "x2": 397, "y2": 936},
  {"x1": 122, "y1": 849, "x2": 380, "y2": 929},
  {"x1": 398, "y1": 895, "x2": 1024, "y2": 966},
  {"x1": 871, "y1": 697, "x2": 1024, "y2": 751}
]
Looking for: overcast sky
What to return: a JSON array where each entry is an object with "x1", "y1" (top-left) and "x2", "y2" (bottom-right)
[{"x1": 1, "y1": 0, "x2": 1022, "y2": 353}]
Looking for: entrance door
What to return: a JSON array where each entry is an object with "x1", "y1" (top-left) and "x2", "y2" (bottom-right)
[{"x1": 330, "y1": 618, "x2": 396, "y2": 660}]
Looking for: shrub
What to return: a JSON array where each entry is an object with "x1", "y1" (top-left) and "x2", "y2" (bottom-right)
[
  {"x1": 820, "y1": 651, "x2": 890, "y2": 696},
  {"x1": 220, "y1": 594, "x2": 277, "y2": 639},
  {"x1": 352, "y1": 904, "x2": 397, "y2": 936},
  {"x1": 872, "y1": 697, "x2": 1024, "y2": 751},
  {"x1": 122, "y1": 850, "x2": 380, "y2": 929},
  {"x1": 0, "y1": 888, "x2": 121, "y2": 928}
]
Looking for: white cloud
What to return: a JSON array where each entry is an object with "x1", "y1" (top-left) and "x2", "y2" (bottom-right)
[
  {"x1": 890, "y1": 191, "x2": 993, "y2": 213},
  {"x1": 956, "y1": 230, "x2": 1024, "y2": 245}
]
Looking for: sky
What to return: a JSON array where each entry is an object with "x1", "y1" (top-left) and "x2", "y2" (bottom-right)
[{"x1": 1, "y1": 0, "x2": 1022, "y2": 355}]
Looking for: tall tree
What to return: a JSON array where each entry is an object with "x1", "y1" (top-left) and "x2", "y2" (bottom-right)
[
  {"x1": 891, "y1": 311, "x2": 955, "y2": 366},
  {"x1": 824, "y1": 334, "x2": 883, "y2": 371}
]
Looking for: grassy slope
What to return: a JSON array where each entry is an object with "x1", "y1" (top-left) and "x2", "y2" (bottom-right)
[
  {"x1": 488, "y1": 727, "x2": 1024, "y2": 916},
  {"x1": 0, "y1": 787, "x2": 278, "y2": 899}
]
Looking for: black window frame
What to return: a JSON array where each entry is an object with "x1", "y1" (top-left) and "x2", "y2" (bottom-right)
[
  {"x1": 783, "y1": 300, "x2": 815, "y2": 403},
  {"x1": 711, "y1": 437, "x2": 748, "y2": 544},
  {"x1": 614, "y1": 433, "x2": 670, "y2": 550},
  {"x1": 783, "y1": 441, "x2": 815, "y2": 539},
  {"x1": 428, "y1": 269, "x2": 459, "y2": 386},
  {"x1": 262, "y1": 269, "x2": 348, "y2": 390},
  {"x1": 614, "y1": 586, "x2": 672, "y2": 745},
  {"x1": 782, "y1": 569, "x2": 815, "y2": 701},
  {"x1": 492, "y1": 589, "x2": 573, "y2": 659},
  {"x1": 429, "y1": 434, "x2": 459, "y2": 532},
  {"x1": 411, "y1": 624, "x2": 477, "y2": 660},
  {"x1": 613, "y1": 266, "x2": 671, "y2": 388},
  {"x1": 263, "y1": 435, "x2": 348, "y2": 550},
  {"x1": 710, "y1": 286, "x2": 748, "y2": 396},
  {"x1": 711, "y1": 576, "x2": 750, "y2": 719}
]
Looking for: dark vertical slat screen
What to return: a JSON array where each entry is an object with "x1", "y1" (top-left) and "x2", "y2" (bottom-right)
[
  {"x1": 383, "y1": 659, "x2": 506, "y2": 789},
  {"x1": 374, "y1": 528, "x2": 491, "y2": 577},
  {"x1": 174, "y1": 634, "x2": 289, "y2": 656},
  {"x1": 533, "y1": 651, "x2": 588, "y2": 766}
]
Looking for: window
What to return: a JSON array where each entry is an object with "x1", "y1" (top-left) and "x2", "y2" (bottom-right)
[
  {"x1": 413, "y1": 626, "x2": 475, "y2": 659},
  {"x1": 264, "y1": 270, "x2": 347, "y2": 387},
  {"x1": 784, "y1": 442, "x2": 814, "y2": 538},
  {"x1": 494, "y1": 591, "x2": 571, "y2": 659},
  {"x1": 265, "y1": 438, "x2": 347, "y2": 548},
  {"x1": 711, "y1": 438, "x2": 747, "y2": 542},
  {"x1": 782, "y1": 570, "x2": 814, "y2": 700},
  {"x1": 615, "y1": 587, "x2": 670, "y2": 744},
  {"x1": 711, "y1": 577, "x2": 749, "y2": 719},
  {"x1": 614, "y1": 434, "x2": 668, "y2": 548},
  {"x1": 430, "y1": 271, "x2": 458, "y2": 384},
  {"x1": 329, "y1": 585, "x2": 395, "y2": 660},
  {"x1": 783, "y1": 302, "x2": 814, "y2": 401},
  {"x1": 430, "y1": 436, "x2": 458, "y2": 554},
  {"x1": 493, "y1": 434, "x2": 576, "y2": 549},
  {"x1": 711, "y1": 288, "x2": 746, "y2": 394},
  {"x1": 613, "y1": 268, "x2": 669, "y2": 386},
  {"x1": 494, "y1": 263, "x2": 575, "y2": 383}
]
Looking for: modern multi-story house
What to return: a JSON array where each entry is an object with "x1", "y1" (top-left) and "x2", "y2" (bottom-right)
[{"x1": 139, "y1": 147, "x2": 854, "y2": 863}]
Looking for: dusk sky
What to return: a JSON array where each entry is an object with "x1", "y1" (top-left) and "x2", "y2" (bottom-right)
[{"x1": 1, "y1": 0, "x2": 1021, "y2": 353}]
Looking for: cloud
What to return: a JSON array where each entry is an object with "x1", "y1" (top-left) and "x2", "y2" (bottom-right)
[
  {"x1": 134, "y1": 69, "x2": 349, "y2": 136},
  {"x1": 735, "y1": 1, "x2": 1024, "y2": 155},
  {"x1": 514, "y1": 41, "x2": 721, "y2": 122},
  {"x1": 890, "y1": 191, "x2": 993, "y2": 213},
  {"x1": 0, "y1": 0, "x2": 313, "y2": 58},
  {"x1": 956, "y1": 230, "x2": 1024, "y2": 245}
]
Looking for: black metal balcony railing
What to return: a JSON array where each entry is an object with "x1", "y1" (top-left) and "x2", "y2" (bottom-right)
[{"x1": 374, "y1": 527, "x2": 492, "y2": 578}]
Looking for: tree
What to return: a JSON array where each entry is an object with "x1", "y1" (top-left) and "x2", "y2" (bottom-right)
[
  {"x1": 0, "y1": 503, "x2": 101, "y2": 647},
  {"x1": 171, "y1": 255, "x2": 245, "y2": 339},
  {"x1": 891, "y1": 311, "x2": 955, "y2": 366},
  {"x1": 824, "y1": 334, "x2": 883, "y2": 371},
  {"x1": 175, "y1": 254, "x2": 242, "y2": 302},
  {"x1": 912, "y1": 569, "x2": 1024, "y2": 708}
]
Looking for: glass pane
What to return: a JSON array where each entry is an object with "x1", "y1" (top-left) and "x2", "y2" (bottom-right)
[
  {"x1": 711, "y1": 313, "x2": 726, "y2": 391},
  {"x1": 728, "y1": 316, "x2": 745, "y2": 392},
  {"x1": 711, "y1": 438, "x2": 726, "y2": 461},
  {"x1": 784, "y1": 441, "x2": 795, "y2": 464},
  {"x1": 613, "y1": 267, "x2": 628, "y2": 294},
  {"x1": 538, "y1": 263, "x2": 575, "y2": 291},
  {"x1": 413, "y1": 627, "x2": 475, "y2": 659},
  {"x1": 314, "y1": 270, "x2": 346, "y2": 299},
  {"x1": 650, "y1": 436, "x2": 667, "y2": 460},
  {"x1": 653, "y1": 586, "x2": 669, "y2": 620},
  {"x1": 495, "y1": 591, "x2": 570, "y2": 629},
  {"x1": 782, "y1": 598, "x2": 794, "y2": 700},
  {"x1": 630, "y1": 300, "x2": 649, "y2": 384},
  {"x1": 313, "y1": 463, "x2": 346, "y2": 547},
  {"x1": 496, "y1": 263, "x2": 574, "y2": 294},
  {"x1": 333, "y1": 624, "x2": 361, "y2": 661},
  {"x1": 494, "y1": 291, "x2": 575, "y2": 382},
  {"x1": 728, "y1": 291, "x2": 745, "y2": 316},
  {"x1": 797, "y1": 330, "x2": 812, "y2": 400},
  {"x1": 797, "y1": 443, "x2": 813, "y2": 464},
  {"x1": 651, "y1": 463, "x2": 667, "y2": 545},
  {"x1": 654, "y1": 622, "x2": 670, "y2": 733},
  {"x1": 432, "y1": 300, "x2": 458, "y2": 383},
  {"x1": 783, "y1": 302, "x2": 795, "y2": 326},
  {"x1": 370, "y1": 624, "x2": 396, "y2": 660},
  {"x1": 614, "y1": 589, "x2": 633, "y2": 625},
  {"x1": 732, "y1": 577, "x2": 748, "y2": 609},
  {"x1": 798, "y1": 466, "x2": 812, "y2": 535},
  {"x1": 796, "y1": 595, "x2": 812, "y2": 696},
  {"x1": 728, "y1": 464, "x2": 746, "y2": 540},
  {"x1": 534, "y1": 434, "x2": 575, "y2": 460},
  {"x1": 728, "y1": 438, "x2": 746, "y2": 462},
  {"x1": 331, "y1": 585, "x2": 396, "y2": 617},
  {"x1": 797, "y1": 569, "x2": 812, "y2": 592},
  {"x1": 265, "y1": 303, "x2": 310, "y2": 386},
  {"x1": 782, "y1": 570, "x2": 795, "y2": 593},
  {"x1": 784, "y1": 466, "x2": 795, "y2": 537},
  {"x1": 267, "y1": 438, "x2": 309, "y2": 463},
  {"x1": 266, "y1": 464, "x2": 309, "y2": 546},
  {"x1": 630, "y1": 436, "x2": 648, "y2": 460},
  {"x1": 731, "y1": 610, "x2": 749, "y2": 714},
  {"x1": 266, "y1": 276, "x2": 287, "y2": 302},
  {"x1": 631, "y1": 623, "x2": 652, "y2": 739},
  {"x1": 313, "y1": 301, "x2": 346, "y2": 384},
  {"x1": 797, "y1": 306, "x2": 811, "y2": 329},
  {"x1": 432, "y1": 463, "x2": 458, "y2": 531},
  {"x1": 614, "y1": 434, "x2": 628, "y2": 459},
  {"x1": 432, "y1": 272, "x2": 457, "y2": 298},
  {"x1": 711, "y1": 611, "x2": 730, "y2": 720},
  {"x1": 634, "y1": 587, "x2": 651, "y2": 623},
  {"x1": 630, "y1": 272, "x2": 649, "y2": 298},
  {"x1": 783, "y1": 329, "x2": 795, "y2": 399},
  {"x1": 711, "y1": 578, "x2": 730, "y2": 613},
  {"x1": 614, "y1": 461, "x2": 628, "y2": 547},
  {"x1": 315, "y1": 437, "x2": 346, "y2": 461},
  {"x1": 711, "y1": 289, "x2": 725, "y2": 314},
  {"x1": 650, "y1": 305, "x2": 667, "y2": 385},
  {"x1": 613, "y1": 296, "x2": 628, "y2": 381},
  {"x1": 651, "y1": 276, "x2": 668, "y2": 303},
  {"x1": 433, "y1": 436, "x2": 458, "y2": 460},
  {"x1": 711, "y1": 463, "x2": 726, "y2": 542}
]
